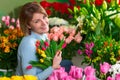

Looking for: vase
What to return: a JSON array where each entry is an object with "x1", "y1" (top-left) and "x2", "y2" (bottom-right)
[{"x1": 0, "y1": 69, "x2": 14, "y2": 77}]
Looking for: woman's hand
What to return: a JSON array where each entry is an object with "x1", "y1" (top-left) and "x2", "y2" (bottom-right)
[{"x1": 52, "y1": 50, "x2": 62, "y2": 69}]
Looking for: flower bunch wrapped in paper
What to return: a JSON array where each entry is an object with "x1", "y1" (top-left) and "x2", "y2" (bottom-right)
[{"x1": 30, "y1": 38, "x2": 66, "y2": 70}]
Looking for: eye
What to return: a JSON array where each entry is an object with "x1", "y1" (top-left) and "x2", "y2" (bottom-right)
[
  {"x1": 43, "y1": 15, "x2": 46, "y2": 19},
  {"x1": 33, "y1": 19, "x2": 41, "y2": 23}
]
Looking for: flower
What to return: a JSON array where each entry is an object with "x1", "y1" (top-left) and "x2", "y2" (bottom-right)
[
  {"x1": 70, "y1": 0, "x2": 120, "y2": 41},
  {"x1": 78, "y1": 35, "x2": 120, "y2": 78},
  {"x1": 48, "y1": 26, "x2": 82, "y2": 60},
  {"x1": 30, "y1": 38, "x2": 65, "y2": 70},
  {"x1": 49, "y1": 17, "x2": 69, "y2": 27},
  {"x1": 0, "y1": 16, "x2": 24, "y2": 73},
  {"x1": 0, "y1": 75, "x2": 37, "y2": 80},
  {"x1": 100, "y1": 62, "x2": 111, "y2": 74}
]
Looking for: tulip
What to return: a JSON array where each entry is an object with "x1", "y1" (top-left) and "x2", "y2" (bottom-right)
[{"x1": 100, "y1": 62, "x2": 111, "y2": 74}]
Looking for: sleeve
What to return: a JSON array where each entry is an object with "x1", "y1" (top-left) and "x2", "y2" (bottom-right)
[{"x1": 19, "y1": 38, "x2": 54, "y2": 80}]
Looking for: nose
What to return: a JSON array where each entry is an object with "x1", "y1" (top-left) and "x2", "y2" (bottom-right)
[{"x1": 41, "y1": 19, "x2": 48, "y2": 25}]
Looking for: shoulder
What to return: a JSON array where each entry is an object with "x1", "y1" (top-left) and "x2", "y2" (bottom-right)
[{"x1": 19, "y1": 35, "x2": 38, "y2": 48}]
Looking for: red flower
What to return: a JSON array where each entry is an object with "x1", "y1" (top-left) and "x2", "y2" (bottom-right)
[
  {"x1": 52, "y1": 2, "x2": 61, "y2": 11},
  {"x1": 26, "y1": 65, "x2": 32, "y2": 70},
  {"x1": 95, "y1": 0, "x2": 104, "y2": 6},
  {"x1": 40, "y1": 1, "x2": 51, "y2": 9},
  {"x1": 41, "y1": 46, "x2": 46, "y2": 51},
  {"x1": 106, "y1": 0, "x2": 111, "y2": 3},
  {"x1": 69, "y1": 0, "x2": 76, "y2": 5},
  {"x1": 60, "y1": 3, "x2": 69, "y2": 14},
  {"x1": 62, "y1": 42, "x2": 67, "y2": 49},
  {"x1": 44, "y1": 41, "x2": 49, "y2": 47},
  {"x1": 46, "y1": 9, "x2": 52, "y2": 16},
  {"x1": 119, "y1": 0, "x2": 120, "y2": 5},
  {"x1": 35, "y1": 40, "x2": 40, "y2": 47}
]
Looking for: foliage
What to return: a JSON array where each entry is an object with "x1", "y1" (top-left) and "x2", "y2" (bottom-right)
[
  {"x1": 69, "y1": 0, "x2": 120, "y2": 41},
  {"x1": 0, "y1": 16, "x2": 24, "y2": 70},
  {"x1": 79, "y1": 35, "x2": 120, "y2": 77}
]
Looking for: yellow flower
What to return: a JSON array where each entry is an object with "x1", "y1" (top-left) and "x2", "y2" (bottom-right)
[
  {"x1": 4, "y1": 46, "x2": 10, "y2": 53},
  {"x1": 41, "y1": 53, "x2": 46, "y2": 58},
  {"x1": 0, "y1": 36, "x2": 8, "y2": 43},
  {"x1": 9, "y1": 35, "x2": 17, "y2": 40},
  {"x1": 11, "y1": 75, "x2": 23, "y2": 80},
  {"x1": 0, "y1": 77, "x2": 11, "y2": 80},
  {"x1": 40, "y1": 59, "x2": 44, "y2": 63},
  {"x1": 4, "y1": 29, "x2": 10, "y2": 35},
  {"x1": 23, "y1": 75, "x2": 38, "y2": 80},
  {"x1": 12, "y1": 42, "x2": 18, "y2": 48},
  {"x1": 37, "y1": 49, "x2": 45, "y2": 55},
  {"x1": 118, "y1": 49, "x2": 120, "y2": 55}
]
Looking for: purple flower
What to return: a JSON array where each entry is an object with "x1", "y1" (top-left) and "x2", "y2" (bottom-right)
[
  {"x1": 107, "y1": 76, "x2": 115, "y2": 80},
  {"x1": 84, "y1": 66, "x2": 95, "y2": 76},
  {"x1": 86, "y1": 76, "x2": 97, "y2": 80},
  {"x1": 100, "y1": 62, "x2": 111, "y2": 74},
  {"x1": 115, "y1": 74, "x2": 120, "y2": 80},
  {"x1": 77, "y1": 49, "x2": 83, "y2": 55}
]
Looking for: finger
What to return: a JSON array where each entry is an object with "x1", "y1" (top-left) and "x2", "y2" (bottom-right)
[
  {"x1": 58, "y1": 51, "x2": 62, "y2": 57},
  {"x1": 55, "y1": 50, "x2": 61, "y2": 56}
]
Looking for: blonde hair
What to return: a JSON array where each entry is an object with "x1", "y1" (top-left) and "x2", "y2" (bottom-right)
[{"x1": 19, "y1": 2, "x2": 48, "y2": 35}]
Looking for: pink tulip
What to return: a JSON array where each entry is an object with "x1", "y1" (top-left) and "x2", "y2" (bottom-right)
[
  {"x1": 74, "y1": 67, "x2": 83, "y2": 79},
  {"x1": 62, "y1": 42, "x2": 67, "y2": 49},
  {"x1": 115, "y1": 74, "x2": 120, "y2": 80},
  {"x1": 86, "y1": 76, "x2": 97, "y2": 80},
  {"x1": 61, "y1": 76, "x2": 75, "y2": 80},
  {"x1": 69, "y1": 66, "x2": 76, "y2": 77},
  {"x1": 11, "y1": 18, "x2": 15, "y2": 23},
  {"x1": 9, "y1": 25, "x2": 14, "y2": 29},
  {"x1": 77, "y1": 49, "x2": 83, "y2": 55},
  {"x1": 100, "y1": 62, "x2": 111, "y2": 74},
  {"x1": 16, "y1": 18, "x2": 20, "y2": 25},
  {"x1": 5, "y1": 20, "x2": 10, "y2": 26},
  {"x1": 107, "y1": 76, "x2": 115, "y2": 80},
  {"x1": 84, "y1": 66, "x2": 95, "y2": 76},
  {"x1": 59, "y1": 34, "x2": 65, "y2": 40},
  {"x1": 52, "y1": 34, "x2": 59, "y2": 41},
  {"x1": 6, "y1": 16, "x2": 10, "y2": 21},
  {"x1": 2, "y1": 16, "x2": 6, "y2": 22},
  {"x1": 68, "y1": 28, "x2": 76, "y2": 36},
  {"x1": 69, "y1": 66, "x2": 83, "y2": 79},
  {"x1": 50, "y1": 26, "x2": 59, "y2": 33},
  {"x1": 74, "y1": 32, "x2": 82, "y2": 43},
  {"x1": 65, "y1": 35, "x2": 74, "y2": 44}
]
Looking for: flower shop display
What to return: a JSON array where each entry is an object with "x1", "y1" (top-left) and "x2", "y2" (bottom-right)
[
  {"x1": 0, "y1": 75, "x2": 37, "y2": 80},
  {"x1": 0, "y1": 16, "x2": 24, "y2": 76},
  {"x1": 30, "y1": 38, "x2": 66, "y2": 70},
  {"x1": 48, "y1": 26, "x2": 82, "y2": 60}
]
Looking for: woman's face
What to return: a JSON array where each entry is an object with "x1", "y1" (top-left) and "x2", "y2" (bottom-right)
[{"x1": 29, "y1": 13, "x2": 49, "y2": 34}]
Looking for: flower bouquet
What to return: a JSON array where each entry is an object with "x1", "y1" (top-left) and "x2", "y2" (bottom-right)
[
  {"x1": 0, "y1": 16, "x2": 24, "y2": 76},
  {"x1": 30, "y1": 39, "x2": 66, "y2": 70}
]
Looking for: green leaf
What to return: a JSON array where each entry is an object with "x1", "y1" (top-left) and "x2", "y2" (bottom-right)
[{"x1": 30, "y1": 61, "x2": 48, "y2": 70}]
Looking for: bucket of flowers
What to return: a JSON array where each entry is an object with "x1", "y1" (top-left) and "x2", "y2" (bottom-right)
[
  {"x1": 78, "y1": 35, "x2": 120, "y2": 78},
  {"x1": 0, "y1": 16, "x2": 24, "y2": 77}
]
